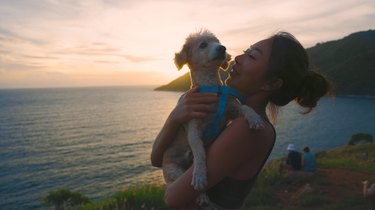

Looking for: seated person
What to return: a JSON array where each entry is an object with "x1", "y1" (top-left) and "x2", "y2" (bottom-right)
[
  {"x1": 302, "y1": 146, "x2": 316, "y2": 172},
  {"x1": 280, "y1": 144, "x2": 302, "y2": 171}
]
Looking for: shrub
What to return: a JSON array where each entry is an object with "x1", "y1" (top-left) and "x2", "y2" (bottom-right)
[
  {"x1": 43, "y1": 188, "x2": 90, "y2": 210},
  {"x1": 348, "y1": 133, "x2": 373, "y2": 145}
]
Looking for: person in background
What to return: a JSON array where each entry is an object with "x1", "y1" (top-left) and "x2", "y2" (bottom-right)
[
  {"x1": 280, "y1": 144, "x2": 302, "y2": 171},
  {"x1": 362, "y1": 180, "x2": 375, "y2": 210},
  {"x1": 301, "y1": 146, "x2": 316, "y2": 172}
]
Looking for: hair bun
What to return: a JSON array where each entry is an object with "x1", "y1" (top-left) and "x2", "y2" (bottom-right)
[{"x1": 296, "y1": 71, "x2": 331, "y2": 111}]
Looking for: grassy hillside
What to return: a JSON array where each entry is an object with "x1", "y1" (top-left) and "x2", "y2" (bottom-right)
[
  {"x1": 155, "y1": 30, "x2": 375, "y2": 96},
  {"x1": 47, "y1": 144, "x2": 375, "y2": 210},
  {"x1": 154, "y1": 71, "x2": 229, "y2": 91},
  {"x1": 154, "y1": 72, "x2": 191, "y2": 91},
  {"x1": 308, "y1": 30, "x2": 375, "y2": 95}
]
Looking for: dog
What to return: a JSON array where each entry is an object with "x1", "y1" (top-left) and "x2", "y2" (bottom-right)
[{"x1": 162, "y1": 30, "x2": 265, "y2": 208}]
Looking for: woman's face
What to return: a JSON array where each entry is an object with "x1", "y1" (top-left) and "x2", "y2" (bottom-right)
[{"x1": 226, "y1": 38, "x2": 273, "y2": 96}]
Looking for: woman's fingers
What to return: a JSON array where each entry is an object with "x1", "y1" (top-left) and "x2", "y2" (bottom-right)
[
  {"x1": 190, "y1": 112, "x2": 208, "y2": 119},
  {"x1": 171, "y1": 87, "x2": 220, "y2": 123},
  {"x1": 184, "y1": 89, "x2": 218, "y2": 104},
  {"x1": 188, "y1": 95, "x2": 218, "y2": 104},
  {"x1": 189, "y1": 104, "x2": 216, "y2": 113}
]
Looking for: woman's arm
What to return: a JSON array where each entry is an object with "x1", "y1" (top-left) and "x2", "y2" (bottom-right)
[
  {"x1": 164, "y1": 117, "x2": 275, "y2": 208},
  {"x1": 150, "y1": 115, "x2": 182, "y2": 168},
  {"x1": 151, "y1": 87, "x2": 218, "y2": 167}
]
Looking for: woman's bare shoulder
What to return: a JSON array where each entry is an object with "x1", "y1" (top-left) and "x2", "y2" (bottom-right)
[
  {"x1": 208, "y1": 118, "x2": 272, "y2": 154},
  {"x1": 205, "y1": 116, "x2": 274, "y2": 179},
  {"x1": 228, "y1": 117, "x2": 274, "y2": 137}
]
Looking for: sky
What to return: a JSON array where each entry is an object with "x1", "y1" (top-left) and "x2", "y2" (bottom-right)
[{"x1": 0, "y1": 0, "x2": 374, "y2": 89}]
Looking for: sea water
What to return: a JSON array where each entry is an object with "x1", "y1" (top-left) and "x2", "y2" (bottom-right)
[{"x1": 0, "y1": 86, "x2": 374, "y2": 209}]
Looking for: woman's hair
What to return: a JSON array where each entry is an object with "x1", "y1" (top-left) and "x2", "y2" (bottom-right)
[{"x1": 265, "y1": 32, "x2": 331, "y2": 121}]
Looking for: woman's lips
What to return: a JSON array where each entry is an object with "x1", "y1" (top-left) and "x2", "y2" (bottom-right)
[{"x1": 229, "y1": 66, "x2": 239, "y2": 76}]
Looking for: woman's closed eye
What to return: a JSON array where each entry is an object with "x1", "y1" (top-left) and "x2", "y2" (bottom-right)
[{"x1": 243, "y1": 49, "x2": 256, "y2": 59}]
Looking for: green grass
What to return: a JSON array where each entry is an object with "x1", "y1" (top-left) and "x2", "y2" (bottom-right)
[
  {"x1": 42, "y1": 144, "x2": 375, "y2": 210},
  {"x1": 295, "y1": 192, "x2": 331, "y2": 207},
  {"x1": 248, "y1": 206, "x2": 277, "y2": 210},
  {"x1": 245, "y1": 185, "x2": 279, "y2": 207},
  {"x1": 316, "y1": 144, "x2": 375, "y2": 172},
  {"x1": 316, "y1": 144, "x2": 375, "y2": 160},
  {"x1": 319, "y1": 196, "x2": 368, "y2": 210},
  {"x1": 317, "y1": 157, "x2": 375, "y2": 172},
  {"x1": 243, "y1": 160, "x2": 282, "y2": 208},
  {"x1": 76, "y1": 183, "x2": 167, "y2": 210}
]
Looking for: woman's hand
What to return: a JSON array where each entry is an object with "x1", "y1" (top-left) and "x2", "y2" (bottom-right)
[
  {"x1": 151, "y1": 87, "x2": 217, "y2": 167},
  {"x1": 151, "y1": 87, "x2": 218, "y2": 168},
  {"x1": 169, "y1": 87, "x2": 218, "y2": 125}
]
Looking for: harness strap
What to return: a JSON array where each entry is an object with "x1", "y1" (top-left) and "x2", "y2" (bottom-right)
[{"x1": 198, "y1": 86, "x2": 245, "y2": 142}]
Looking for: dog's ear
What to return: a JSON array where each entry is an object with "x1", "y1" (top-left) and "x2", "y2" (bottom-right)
[
  {"x1": 174, "y1": 44, "x2": 189, "y2": 70},
  {"x1": 220, "y1": 53, "x2": 232, "y2": 70}
]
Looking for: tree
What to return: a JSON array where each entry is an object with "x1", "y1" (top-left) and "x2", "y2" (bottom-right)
[{"x1": 348, "y1": 133, "x2": 373, "y2": 145}]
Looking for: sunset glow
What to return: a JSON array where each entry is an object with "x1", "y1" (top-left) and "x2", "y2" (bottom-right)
[{"x1": 1, "y1": 0, "x2": 374, "y2": 88}]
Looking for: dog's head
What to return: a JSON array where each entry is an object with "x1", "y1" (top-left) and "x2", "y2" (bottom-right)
[{"x1": 174, "y1": 30, "x2": 231, "y2": 72}]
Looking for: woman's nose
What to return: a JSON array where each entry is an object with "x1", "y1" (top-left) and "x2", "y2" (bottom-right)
[{"x1": 234, "y1": 55, "x2": 241, "y2": 64}]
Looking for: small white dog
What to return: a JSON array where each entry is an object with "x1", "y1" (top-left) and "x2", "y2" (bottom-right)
[{"x1": 162, "y1": 30, "x2": 264, "y2": 208}]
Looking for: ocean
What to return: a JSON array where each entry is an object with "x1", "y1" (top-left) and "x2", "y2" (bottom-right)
[{"x1": 0, "y1": 86, "x2": 374, "y2": 209}]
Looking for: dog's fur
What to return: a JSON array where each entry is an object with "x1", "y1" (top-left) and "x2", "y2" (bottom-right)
[{"x1": 162, "y1": 30, "x2": 264, "y2": 208}]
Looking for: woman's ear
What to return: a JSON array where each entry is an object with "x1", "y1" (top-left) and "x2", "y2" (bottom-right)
[{"x1": 262, "y1": 78, "x2": 283, "y2": 91}]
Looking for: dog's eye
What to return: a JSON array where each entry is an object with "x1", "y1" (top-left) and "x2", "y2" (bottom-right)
[{"x1": 199, "y1": 42, "x2": 208, "y2": 49}]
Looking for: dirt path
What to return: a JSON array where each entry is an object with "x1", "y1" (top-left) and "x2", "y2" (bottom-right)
[{"x1": 275, "y1": 168, "x2": 375, "y2": 210}]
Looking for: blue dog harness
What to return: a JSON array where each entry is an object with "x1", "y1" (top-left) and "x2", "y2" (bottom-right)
[{"x1": 198, "y1": 86, "x2": 246, "y2": 142}]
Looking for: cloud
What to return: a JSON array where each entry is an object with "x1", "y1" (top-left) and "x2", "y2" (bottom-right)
[
  {"x1": 0, "y1": 69, "x2": 170, "y2": 89},
  {"x1": 0, "y1": 27, "x2": 45, "y2": 45},
  {"x1": 22, "y1": 55, "x2": 59, "y2": 60},
  {"x1": 0, "y1": 69, "x2": 77, "y2": 89},
  {"x1": 55, "y1": 42, "x2": 122, "y2": 56},
  {"x1": 0, "y1": 0, "x2": 374, "y2": 88},
  {"x1": 123, "y1": 54, "x2": 160, "y2": 63},
  {"x1": 0, "y1": 58, "x2": 49, "y2": 71},
  {"x1": 0, "y1": 0, "x2": 85, "y2": 21},
  {"x1": 217, "y1": 0, "x2": 375, "y2": 51}
]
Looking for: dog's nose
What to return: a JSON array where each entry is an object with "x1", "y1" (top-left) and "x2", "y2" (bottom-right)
[{"x1": 217, "y1": 45, "x2": 226, "y2": 53}]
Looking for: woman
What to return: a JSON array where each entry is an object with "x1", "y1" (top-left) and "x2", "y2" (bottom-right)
[{"x1": 151, "y1": 32, "x2": 331, "y2": 210}]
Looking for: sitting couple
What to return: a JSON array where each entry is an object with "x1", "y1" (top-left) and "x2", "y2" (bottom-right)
[{"x1": 280, "y1": 144, "x2": 317, "y2": 172}]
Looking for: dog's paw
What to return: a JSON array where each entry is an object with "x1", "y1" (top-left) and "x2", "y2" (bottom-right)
[
  {"x1": 191, "y1": 171, "x2": 208, "y2": 191},
  {"x1": 239, "y1": 105, "x2": 265, "y2": 129},
  {"x1": 196, "y1": 194, "x2": 219, "y2": 210},
  {"x1": 247, "y1": 114, "x2": 266, "y2": 129},
  {"x1": 196, "y1": 193, "x2": 210, "y2": 206},
  {"x1": 203, "y1": 204, "x2": 220, "y2": 210}
]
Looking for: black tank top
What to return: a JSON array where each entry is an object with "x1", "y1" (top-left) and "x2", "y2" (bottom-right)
[{"x1": 206, "y1": 120, "x2": 276, "y2": 209}]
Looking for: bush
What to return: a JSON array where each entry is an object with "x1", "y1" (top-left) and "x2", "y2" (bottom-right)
[
  {"x1": 43, "y1": 188, "x2": 90, "y2": 210},
  {"x1": 348, "y1": 133, "x2": 373, "y2": 145}
]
